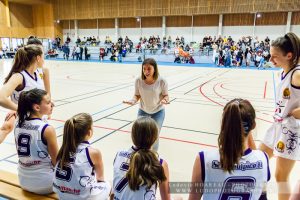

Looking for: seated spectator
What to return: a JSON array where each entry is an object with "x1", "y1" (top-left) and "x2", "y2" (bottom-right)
[
  {"x1": 189, "y1": 56, "x2": 195, "y2": 64},
  {"x1": 121, "y1": 47, "x2": 127, "y2": 57},
  {"x1": 161, "y1": 46, "x2": 167, "y2": 54},
  {"x1": 231, "y1": 54, "x2": 237, "y2": 66},
  {"x1": 110, "y1": 51, "x2": 117, "y2": 62},
  {"x1": 76, "y1": 37, "x2": 81, "y2": 44},
  {"x1": 66, "y1": 36, "x2": 71, "y2": 44},
  {"x1": 255, "y1": 52, "x2": 263, "y2": 67},
  {"x1": 174, "y1": 56, "x2": 181, "y2": 63},
  {"x1": 99, "y1": 47, "x2": 105, "y2": 61},
  {"x1": 48, "y1": 49, "x2": 58, "y2": 58},
  {"x1": 135, "y1": 43, "x2": 141, "y2": 53}
]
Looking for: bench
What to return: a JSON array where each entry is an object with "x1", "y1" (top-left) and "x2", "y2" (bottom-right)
[{"x1": 0, "y1": 170, "x2": 58, "y2": 200}]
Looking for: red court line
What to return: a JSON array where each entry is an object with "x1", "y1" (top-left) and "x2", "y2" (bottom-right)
[
  {"x1": 199, "y1": 80, "x2": 273, "y2": 123},
  {"x1": 50, "y1": 118, "x2": 217, "y2": 148},
  {"x1": 213, "y1": 83, "x2": 226, "y2": 100},
  {"x1": 199, "y1": 81, "x2": 223, "y2": 107}
]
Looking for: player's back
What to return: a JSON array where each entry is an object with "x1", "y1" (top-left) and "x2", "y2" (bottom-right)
[{"x1": 201, "y1": 148, "x2": 270, "y2": 200}]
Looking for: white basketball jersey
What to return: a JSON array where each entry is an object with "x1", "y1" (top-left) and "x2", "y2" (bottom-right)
[
  {"x1": 274, "y1": 66, "x2": 300, "y2": 121},
  {"x1": 11, "y1": 69, "x2": 45, "y2": 104},
  {"x1": 14, "y1": 118, "x2": 54, "y2": 191},
  {"x1": 54, "y1": 142, "x2": 109, "y2": 200},
  {"x1": 113, "y1": 146, "x2": 163, "y2": 200},
  {"x1": 201, "y1": 148, "x2": 270, "y2": 200}
]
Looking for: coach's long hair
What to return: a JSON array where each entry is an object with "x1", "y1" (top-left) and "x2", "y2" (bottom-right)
[
  {"x1": 17, "y1": 88, "x2": 47, "y2": 126},
  {"x1": 57, "y1": 113, "x2": 92, "y2": 169},
  {"x1": 126, "y1": 117, "x2": 166, "y2": 191},
  {"x1": 218, "y1": 98, "x2": 256, "y2": 173},
  {"x1": 4, "y1": 45, "x2": 43, "y2": 84},
  {"x1": 271, "y1": 32, "x2": 300, "y2": 68}
]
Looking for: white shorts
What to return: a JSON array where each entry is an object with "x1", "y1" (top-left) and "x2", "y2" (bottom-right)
[
  {"x1": 263, "y1": 116, "x2": 300, "y2": 160},
  {"x1": 88, "y1": 181, "x2": 111, "y2": 200},
  {"x1": 19, "y1": 174, "x2": 53, "y2": 194},
  {"x1": 18, "y1": 166, "x2": 54, "y2": 195}
]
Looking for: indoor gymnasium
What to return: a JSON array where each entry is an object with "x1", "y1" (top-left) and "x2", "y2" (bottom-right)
[{"x1": 0, "y1": 1, "x2": 300, "y2": 200}]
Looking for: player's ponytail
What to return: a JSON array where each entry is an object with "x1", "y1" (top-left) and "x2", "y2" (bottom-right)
[
  {"x1": 57, "y1": 113, "x2": 92, "y2": 169},
  {"x1": 4, "y1": 45, "x2": 43, "y2": 83},
  {"x1": 17, "y1": 88, "x2": 47, "y2": 127},
  {"x1": 272, "y1": 32, "x2": 300, "y2": 68},
  {"x1": 126, "y1": 117, "x2": 166, "y2": 190},
  {"x1": 218, "y1": 98, "x2": 256, "y2": 173}
]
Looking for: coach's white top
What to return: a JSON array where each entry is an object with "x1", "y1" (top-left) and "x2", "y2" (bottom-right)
[
  {"x1": 11, "y1": 69, "x2": 44, "y2": 104},
  {"x1": 14, "y1": 118, "x2": 53, "y2": 193},
  {"x1": 135, "y1": 76, "x2": 168, "y2": 114},
  {"x1": 53, "y1": 142, "x2": 110, "y2": 200},
  {"x1": 113, "y1": 146, "x2": 163, "y2": 200},
  {"x1": 201, "y1": 148, "x2": 270, "y2": 200}
]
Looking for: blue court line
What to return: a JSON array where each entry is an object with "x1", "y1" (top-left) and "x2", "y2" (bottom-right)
[
  {"x1": 46, "y1": 58, "x2": 281, "y2": 71},
  {"x1": 91, "y1": 121, "x2": 132, "y2": 145},
  {"x1": 91, "y1": 103, "x2": 123, "y2": 116},
  {"x1": 2, "y1": 141, "x2": 15, "y2": 145},
  {"x1": 3, "y1": 160, "x2": 17, "y2": 164},
  {"x1": 55, "y1": 85, "x2": 131, "y2": 107}
]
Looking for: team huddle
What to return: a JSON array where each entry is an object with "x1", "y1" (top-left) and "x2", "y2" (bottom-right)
[{"x1": 0, "y1": 33, "x2": 300, "y2": 200}]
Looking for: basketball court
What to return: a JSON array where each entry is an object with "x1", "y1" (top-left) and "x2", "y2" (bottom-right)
[{"x1": 0, "y1": 59, "x2": 299, "y2": 199}]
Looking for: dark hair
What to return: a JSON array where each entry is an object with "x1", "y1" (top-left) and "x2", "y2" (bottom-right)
[
  {"x1": 17, "y1": 88, "x2": 47, "y2": 126},
  {"x1": 218, "y1": 98, "x2": 256, "y2": 173},
  {"x1": 57, "y1": 113, "x2": 92, "y2": 169},
  {"x1": 126, "y1": 117, "x2": 166, "y2": 191},
  {"x1": 141, "y1": 58, "x2": 159, "y2": 80},
  {"x1": 4, "y1": 45, "x2": 43, "y2": 83},
  {"x1": 27, "y1": 38, "x2": 43, "y2": 46},
  {"x1": 271, "y1": 32, "x2": 300, "y2": 67}
]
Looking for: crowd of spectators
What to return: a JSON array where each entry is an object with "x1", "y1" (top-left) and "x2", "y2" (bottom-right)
[
  {"x1": 0, "y1": 34, "x2": 272, "y2": 67},
  {"x1": 210, "y1": 35, "x2": 271, "y2": 68},
  {"x1": 60, "y1": 34, "x2": 270, "y2": 67}
]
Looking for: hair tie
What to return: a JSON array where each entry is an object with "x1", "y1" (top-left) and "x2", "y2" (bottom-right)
[
  {"x1": 242, "y1": 121, "x2": 250, "y2": 133},
  {"x1": 136, "y1": 147, "x2": 148, "y2": 151}
]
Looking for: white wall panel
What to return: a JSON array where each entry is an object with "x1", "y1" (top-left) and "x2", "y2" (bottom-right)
[{"x1": 63, "y1": 25, "x2": 294, "y2": 45}]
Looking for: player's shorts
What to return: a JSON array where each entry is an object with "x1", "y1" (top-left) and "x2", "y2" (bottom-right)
[{"x1": 263, "y1": 116, "x2": 300, "y2": 160}]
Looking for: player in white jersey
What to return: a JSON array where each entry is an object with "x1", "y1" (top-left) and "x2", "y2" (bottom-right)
[
  {"x1": 53, "y1": 113, "x2": 111, "y2": 200},
  {"x1": 259, "y1": 32, "x2": 300, "y2": 200},
  {"x1": 112, "y1": 116, "x2": 170, "y2": 200},
  {"x1": 189, "y1": 99, "x2": 270, "y2": 200},
  {"x1": 14, "y1": 88, "x2": 58, "y2": 194},
  {"x1": 0, "y1": 43, "x2": 51, "y2": 143}
]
